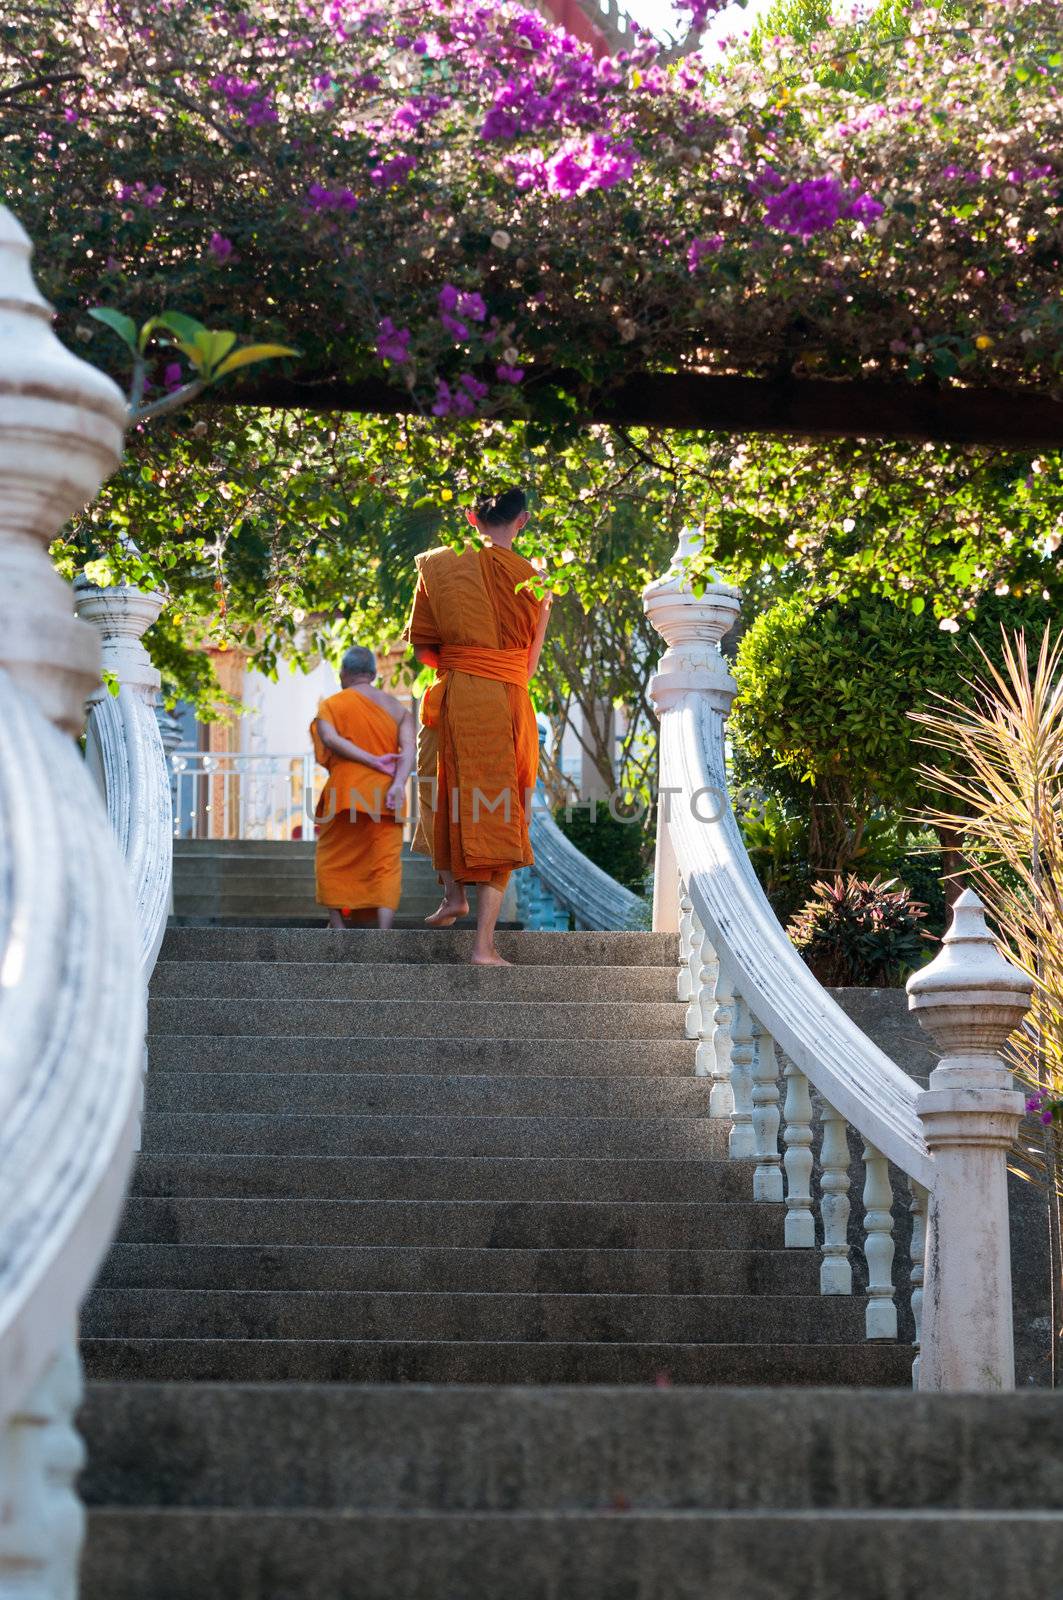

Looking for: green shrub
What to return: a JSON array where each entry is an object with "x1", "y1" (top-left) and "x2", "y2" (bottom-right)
[
  {"x1": 786, "y1": 874, "x2": 933, "y2": 988},
  {"x1": 554, "y1": 803, "x2": 649, "y2": 896}
]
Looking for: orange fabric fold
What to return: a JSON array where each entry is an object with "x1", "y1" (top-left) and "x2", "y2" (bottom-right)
[
  {"x1": 404, "y1": 543, "x2": 542, "y2": 884},
  {"x1": 437, "y1": 644, "x2": 529, "y2": 687}
]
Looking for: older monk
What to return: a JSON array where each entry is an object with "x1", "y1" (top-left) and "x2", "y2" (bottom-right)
[
  {"x1": 311, "y1": 645, "x2": 415, "y2": 929},
  {"x1": 405, "y1": 488, "x2": 551, "y2": 965}
]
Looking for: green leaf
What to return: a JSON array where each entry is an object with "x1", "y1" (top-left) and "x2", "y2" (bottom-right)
[
  {"x1": 152, "y1": 311, "x2": 211, "y2": 344},
  {"x1": 212, "y1": 343, "x2": 299, "y2": 378},
  {"x1": 88, "y1": 307, "x2": 138, "y2": 352}
]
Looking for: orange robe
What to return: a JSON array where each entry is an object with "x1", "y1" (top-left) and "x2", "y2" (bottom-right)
[
  {"x1": 311, "y1": 688, "x2": 404, "y2": 912},
  {"x1": 405, "y1": 543, "x2": 542, "y2": 890}
]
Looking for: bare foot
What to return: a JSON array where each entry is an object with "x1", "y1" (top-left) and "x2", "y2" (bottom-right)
[
  {"x1": 425, "y1": 895, "x2": 469, "y2": 928},
  {"x1": 470, "y1": 949, "x2": 512, "y2": 966}
]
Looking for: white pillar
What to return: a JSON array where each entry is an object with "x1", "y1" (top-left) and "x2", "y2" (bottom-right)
[
  {"x1": 652, "y1": 804, "x2": 680, "y2": 933},
  {"x1": 907, "y1": 889, "x2": 1030, "y2": 1391}
]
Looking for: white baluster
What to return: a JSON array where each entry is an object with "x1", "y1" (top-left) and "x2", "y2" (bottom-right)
[
  {"x1": 728, "y1": 996, "x2": 757, "y2": 1159},
  {"x1": 686, "y1": 909, "x2": 705, "y2": 1039},
  {"x1": 910, "y1": 1181, "x2": 927, "y2": 1389},
  {"x1": 708, "y1": 967, "x2": 735, "y2": 1117},
  {"x1": 693, "y1": 934, "x2": 720, "y2": 1083},
  {"x1": 677, "y1": 884, "x2": 694, "y2": 1003},
  {"x1": 863, "y1": 1142, "x2": 897, "y2": 1339},
  {"x1": 782, "y1": 1063, "x2": 815, "y2": 1247},
  {"x1": 0, "y1": 1337, "x2": 86, "y2": 1599},
  {"x1": 819, "y1": 1103, "x2": 853, "y2": 1294},
  {"x1": 751, "y1": 1014, "x2": 784, "y2": 1202}
]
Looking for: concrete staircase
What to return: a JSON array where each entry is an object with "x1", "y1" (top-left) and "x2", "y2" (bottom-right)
[
  {"x1": 78, "y1": 924, "x2": 1063, "y2": 1595},
  {"x1": 171, "y1": 837, "x2": 510, "y2": 927}
]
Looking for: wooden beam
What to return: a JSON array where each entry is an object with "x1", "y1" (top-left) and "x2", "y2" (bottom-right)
[{"x1": 210, "y1": 369, "x2": 1063, "y2": 450}]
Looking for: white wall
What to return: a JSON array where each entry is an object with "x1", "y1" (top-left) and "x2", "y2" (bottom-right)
[{"x1": 240, "y1": 657, "x2": 340, "y2": 756}]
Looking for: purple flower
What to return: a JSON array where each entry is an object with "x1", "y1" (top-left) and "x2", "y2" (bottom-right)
[
  {"x1": 457, "y1": 290, "x2": 487, "y2": 323},
  {"x1": 305, "y1": 184, "x2": 359, "y2": 214},
  {"x1": 209, "y1": 232, "x2": 234, "y2": 262},
  {"x1": 686, "y1": 235, "x2": 723, "y2": 272},
  {"x1": 496, "y1": 363, "x2": 525, "y2": 384},
  {"x1": 440, "y1": 312, "x2": 469, "y2": 341},
  {"x1": 163, "y1": 362, "x2": 183, "y2": 393},
  {"x1": 432, "y1": 379, "x2": 455, "y2": 417},
  {"x1": 459, "y1": 372, "x2": 489, "y2": 402},
  {"x1": 763, "y1": 175, "x2": 883, "y2": 237},
  {"x1": 369, "y1": 153, "x2": 416, "y2": 187},
  {"x1": 1044, "y1": 1111, "x2": 1055, "y2": 1125},
  {"x1": 375, "y1": 317, "x2": 411, "y2": 364}
]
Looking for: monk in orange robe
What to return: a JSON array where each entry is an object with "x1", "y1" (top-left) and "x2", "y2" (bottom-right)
[
  {"x1": 405, "y1": 487, "x2": 552, "y2": 964},
  {"x1": 311, "y1": 645, "x2": 415, "y2": 929}
]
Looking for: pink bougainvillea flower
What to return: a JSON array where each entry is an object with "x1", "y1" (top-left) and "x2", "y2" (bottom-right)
[
  {"x1": 763, "y1": 175, "x2": 883, "y2": 237},
  {"x1": 686, "y1": 235, "x2": 723, "y2": 271},
  {"x1": 496, "y1": 363, "x2": 525, "y2": 384},
  {"x1": 375, "y1": 317, "x2": 412, "y2": 363},
  {"x1": 163, "y1": 362, "x2": 184, "y2": 392},
  {"x1": 209, "y1": 232, "x2": 234, "y2": 262}
]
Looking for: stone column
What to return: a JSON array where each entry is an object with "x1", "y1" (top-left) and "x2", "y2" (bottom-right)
[{"x1": 907, "y1": 889, "x2": 1031, "y2": 1390}]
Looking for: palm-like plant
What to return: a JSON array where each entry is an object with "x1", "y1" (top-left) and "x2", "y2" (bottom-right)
[{"x1": 912, "y1": 628, "x2": 1063, "y2": 1381}]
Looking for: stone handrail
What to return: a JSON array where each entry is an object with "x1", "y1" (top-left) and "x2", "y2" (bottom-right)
[
  {"x1": 644, "y1": 532, "x2": 1029, "y2": 1390},
  {"x1": 0, "y1": 207, "x2": 144, "y2": 1592},
  {"x1": 528, "y1": 794, "x2": 644, "y2": 930}
]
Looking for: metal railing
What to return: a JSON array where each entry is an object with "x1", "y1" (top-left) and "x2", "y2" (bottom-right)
[{"x1": 170, "y1": 750, "x2": 318, "y2": 841}]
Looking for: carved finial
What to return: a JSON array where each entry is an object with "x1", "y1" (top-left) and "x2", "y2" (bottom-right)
[
  {"x1": 907, "y1": 887, "x2": 1032, "y2": 1063},
  {"x1": 642, "y1": 530, "x2": 741, "y2": 715},
  {"x1": 0, "y1": 205, "x2": 127, "y2": 732}
]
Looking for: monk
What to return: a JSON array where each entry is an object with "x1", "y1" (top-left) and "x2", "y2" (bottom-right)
[
  {"x1": 405, "y1": 487, "x2": 552, "y2": 965},
  {"x1": 311, "y1": 645, "x2": 415, "y2": 929}
]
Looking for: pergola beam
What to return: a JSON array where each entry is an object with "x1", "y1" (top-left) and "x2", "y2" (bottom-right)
[{"x1": 213, "y1": 369, "x2": 1063, "y2": 450}]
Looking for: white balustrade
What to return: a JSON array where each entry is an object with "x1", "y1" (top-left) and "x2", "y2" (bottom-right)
[
  {"x1": 819, "y1": 1104, "x2": 854, "y2": 1295},
  {"x1": 691, "y1": 920, "x2": 720, "y2": 1083},
  {"x1": 685, "y1": 908, "x2": 705, "y2": 1038},
  {"x1": 862, "y1": 1142, "x2": 898, "y2": 1339},
  {"x1": 643, "y1": 529, "x2": 1033, "y2": 1390},
  {"x1": 708, "y1": 969, "x2": 736, "y2": 1118},
  {"x1": 0, "y1": 205, "x2": 143, "y2": 1595},
  {"x1": 728, "y1": 996, "x2": 757, "y2": 1160},
  {"x1": 751, "y1": 1016, "x2": 784, "y2": 1202},
  {"x1": 74, "y1": 577, "x2": 173, "y2": 974},
  {"x1": 782, "y1": 1064, "x2": 815, "y2": 1248},
  {"x1": 909, "y1": 1182, "x2": 927, "y2": 1389}
]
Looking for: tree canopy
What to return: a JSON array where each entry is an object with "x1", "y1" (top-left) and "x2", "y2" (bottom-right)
[{"x1": 3, "y1": 0, "x2": 1061, "y2": 438}]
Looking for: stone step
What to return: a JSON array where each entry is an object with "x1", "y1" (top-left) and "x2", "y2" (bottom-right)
[
  {"x1": 95, "y1": 1243, "x2": 822, "y2": 1296},
  {"x1": 148, "y1": 998, "x2": 686, "y2": 1040},
  {"x1": 172, "y1": 897, "x2": 454, "y2": 916},
  {"x1": 139, "y1": 1113, "x2": 727, "y2": 1160},
  {"x1": 150, "y1": 961, "x2": 678, "y2": 1001},
  {"x1": 116, "y1": 1198, "x2": 787, "y2": 1251},
  {"x1": 173, "y1": 841, "x2": 319, "y2": 856},
  {"x1": 81, "y1": 1288, "x2": 869, "y2": 1344},
  {"x1": 80, "y1": 1341, "x2": 912, "y2": 1386},
  {"x1": 158, "y1": 928, "x2": 674, "y2": 966},
  {"x1": 129, "y1": 1154, "x2": 748, "y2": 1202},
  {"x1": 168, "y1": 915, "x2": 527, "y2": 930},
  {"x1": 172, "y1": 870, "x2": 438, "y2": 883},
  {"x1": 79, "y1": 1386, "x2": 1063, "y2": 1510},
  {"x1": 78, "y1": 1505, "x2": 1063, "y2": 1600},
  {"x1": 144, "y1": 1072, "x2": 709, "y2": 1117},
  {"x1": 145, "y1": 1036, "x2": 696, "y2": 1077}
]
